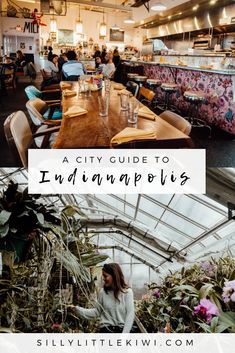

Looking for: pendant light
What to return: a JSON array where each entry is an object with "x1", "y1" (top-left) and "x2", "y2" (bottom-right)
[
  {"x1": 151, "y1": 2, "x2": 167, "y2": 11},
  {"x1": 112, "y1": 0, "x2": 119, "y2": 30},
  {"x1": 99, "y1": 10, "x2": 107, "y2": 38},
  {"x1": 124, "y1": 10, "x2": 135, "y2": 24},
  {"x1": 76, "y1": 6, "x2": 83, "y2": 34},
  {"x1": 50, "y1": 16, "x2": 57, "y2": 32}
]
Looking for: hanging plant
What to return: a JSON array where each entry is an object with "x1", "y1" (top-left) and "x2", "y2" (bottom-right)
[
  {"x1": 0, "y1": 181, "x2": 60, "y2": 262},
  {"x1": 0, "y1": 184, "x2": 109, "y2": 332}
]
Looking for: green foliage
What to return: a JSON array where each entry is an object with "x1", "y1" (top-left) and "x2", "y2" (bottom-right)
[
  {"x1": 0, "y1": 184, "x2": 108, "y2": 333},
  {"x1": 136, "y1": 257, "x2": 235, "y2": 333},
  {"x1": 0, "y1": 182, "x2": 60, "y2": 262}
]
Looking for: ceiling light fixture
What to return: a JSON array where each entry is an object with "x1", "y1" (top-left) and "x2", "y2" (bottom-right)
[
  {"x1": 76, "y1": 6, "x2": 83, "y2": 34},
  {"x1": 151, "y1": 2, "x2": 167, "y2": 11},
  {"x1": 124, "y1": 11, "x2": 135, "y2": 24},
  {"x1": 50, "y1": 18, "x2": 57, "y2": 32},
  {"x1": 112, "y1": 0, "x2": 120, "y2": 30},
  {"x1": 99, "y1": 10, "x2": 107, "y2": 38}
]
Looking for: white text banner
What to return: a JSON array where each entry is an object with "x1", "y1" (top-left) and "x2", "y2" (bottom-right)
[{"x1": 28, "y1": 149, "x2": 206, "y2": 194}]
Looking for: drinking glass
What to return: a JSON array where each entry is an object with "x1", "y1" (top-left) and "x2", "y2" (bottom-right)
[
  {"x1": 98, "y1": 94, "x2": 109, "y2": 117},
  {"x1": 120, "y1": 92, "x2": 129, "y2": 110},
  {"x1": 104, "y1": 78, "x2": 111, "y2": 92},
  {"x1": 77, "y1": 77, "x2": 82, "y2": 97},
  {"x1": 128, "y1": 99, "x2": 139, "y2": 124}
]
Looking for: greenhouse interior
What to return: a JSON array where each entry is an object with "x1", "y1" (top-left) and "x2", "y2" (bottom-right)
[{"x1": 0, "y1": 168, "x2": 234, "y2": 333}]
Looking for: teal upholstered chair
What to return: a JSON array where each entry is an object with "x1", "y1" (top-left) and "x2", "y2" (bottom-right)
[{"x1": 25, "y1": 86, "x2": 62, "y2": 120}]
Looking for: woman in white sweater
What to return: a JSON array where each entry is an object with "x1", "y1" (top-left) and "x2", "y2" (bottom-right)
[{"x1": 71, "y1": 263, "x2": 135, "y2": 333}]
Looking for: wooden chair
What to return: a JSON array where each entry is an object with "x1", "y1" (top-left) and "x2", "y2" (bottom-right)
[
  {"x1": 1, "y1": 64, "x2": 16, "y2": 91},
  {"x1": 4, "y1": 111, "x2": 59, "y2": 167},
  {"x1": 126, "y1": 81, "x2": 139, "y2": 98},
  {"x1": 138, "y1": 86, "x2": 155, "y2": 107},
  {"x1": 40, "y1": 69, "x2": 61, "y2": 90},
  {"x1": 26, "y1": 98, "x2": 62, "y2": 128},
  {"x1": 159, "y1": 110, "x2": 192, "y2": 136},
  {"x1": 25, "y1": 85, "x2": 61, "y2": 104}
]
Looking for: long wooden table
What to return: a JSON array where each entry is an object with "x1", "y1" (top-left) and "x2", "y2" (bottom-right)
[{"x1": 53, "y1": 82, "x2": 192, "y2": 149}]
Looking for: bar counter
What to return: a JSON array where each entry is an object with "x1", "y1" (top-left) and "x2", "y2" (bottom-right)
[{"x1": 122, "y1": 60, "x2": 235, "y2": 135}]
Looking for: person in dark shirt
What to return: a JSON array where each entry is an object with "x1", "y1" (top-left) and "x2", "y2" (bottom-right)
[
  {"x1": 93, "y1": 45, "x2": 101, "y2": 62},
  {"x1": 15, "y1": 50, "x2": 27, "y2": 73},
  {"x1": 48, "y1": 46, "x2": 53, "y2": 61},
  {"x1": 58, "y1": 51, "x2": 68, "y2": 72},
  {"x1": 113, "y1": 47, "x2": 120, "y2": 68},
  {"x1": 101, "y1": 45, "x2": 107, "y2": 63}
]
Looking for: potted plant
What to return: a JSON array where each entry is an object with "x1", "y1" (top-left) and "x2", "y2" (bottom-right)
[{"x1": 0, "y1": 182, "x2": 60, "y2": 263}]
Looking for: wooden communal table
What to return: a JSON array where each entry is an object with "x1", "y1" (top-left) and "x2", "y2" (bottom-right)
[{"x1": 53, "y1": 81, "x2": 192, "y2": 149}]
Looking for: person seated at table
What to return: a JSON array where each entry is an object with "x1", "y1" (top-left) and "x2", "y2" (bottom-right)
[
  {"x1": 43, "y1": 54, "x2": 59, "y2": 78},
  {"x1": 102, "y1": 52, "x2": 115, "y2": 79},
  {"x1": 15, "y1": 50, "x2": 28, "y2": 74},
  {"x1": 47, "y1": 46, "x2": 53, "y2": 61},
  {"x1": 4, "y1": 57, "x2": 13, "y2": 64},
  {"x1": 95, "y1": 56, "x2": 104, "y2": 74},
  {"x1": 58, "y1": 51, "x2": 68, "y2": 72},
  {"x1": 62, "y1": 50, "x2": 86, "y2": 81},
  {"x1": 41, "y1": 54, "x2": 60, "y2": 88},
  {"x1": 101, "y1": 45, "x2": 107, "y2": 63}
]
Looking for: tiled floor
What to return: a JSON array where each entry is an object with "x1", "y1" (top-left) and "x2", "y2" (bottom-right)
[{"x1": 0, "y1": 77, "x2": 235, "y2": 167}]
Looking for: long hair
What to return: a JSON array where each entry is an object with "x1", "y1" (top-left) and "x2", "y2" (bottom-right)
[{"x1": 102, "y1": 263, "x2": 128, "y2": 301}]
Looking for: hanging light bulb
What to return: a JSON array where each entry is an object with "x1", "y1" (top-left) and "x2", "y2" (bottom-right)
[
  {"x1": 50, "y1": 18, "x2": 57, "y2": 32},
  {"x1": 76, "y1": 6, "x2": 83, "y2": 34},
  {"x1": 99, "y1": 11, "x2": 107, "y2": 38}
]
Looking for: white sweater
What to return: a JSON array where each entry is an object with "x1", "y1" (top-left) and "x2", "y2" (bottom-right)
[{"x1": 75, "y1": 288, "x2": 135, "y2": 333}]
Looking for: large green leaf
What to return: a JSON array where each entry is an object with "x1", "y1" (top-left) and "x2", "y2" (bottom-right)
[
  {"x1": 0, "y1": 223, "x2": 9, "y2": 238},
  {"x1": 0, "y1": 327, "x2": 13, "y2": 332},
  {"x1": 62, "y1": 205, "x2": 88, "y2": 218},
  {"x1": 81, "y1": 253, "x2": 109, "y2": 267},
  {"x1": 196, "y1": 322, "x2": 211, "y2": 333},
  {"x1": 172, "y1": 285, "x2": 199, "y2": 294},
  {"x1": 36, "y1": 213, "x2": 44, "y2": 225},
  {"x1": 0, "y1": 210, "x2": 11, "y2": 225},
  {"x1": 210, "y1": 316, "x2": 219, "y2": 332},
  {"x1": 199, "y1": 283, "x2": 214, "y2": 299},
  {"x1": 218, "y1": 311, "x2": 235, "y2": 332}
]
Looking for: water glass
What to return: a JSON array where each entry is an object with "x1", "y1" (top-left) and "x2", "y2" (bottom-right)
[
  {"x1": 128, "y1": 99, "x2": 139, "y2": 124},
  {"x1": 104, "y1": 78, "x2": 111, "y2": 92},
  {"x1": 98, "y1": 94, "x2": 109, "y2": 117},
  {"x1": 120, "y1": 92, "x2": 129, "y2": 110},
  {"x1": 77, "y1": 78, "x2": 83, "y2": 97}
]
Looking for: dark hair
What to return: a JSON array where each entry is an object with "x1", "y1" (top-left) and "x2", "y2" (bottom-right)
[
  {"x1": 102, "y1": 263, "x2": 128, "y2": 301},
  {"x1": 49, "y1": 54, "x2": 58, "y2": 62},
  {"x1": 66, "y1": 50, "x2": 77, "y2": 61},
  {"x1": 16, "y1": 50, "x2": 24, "y2": 58},
  {"x1": 48, "y1": 46, "x2": 53, "y2": 51}
]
